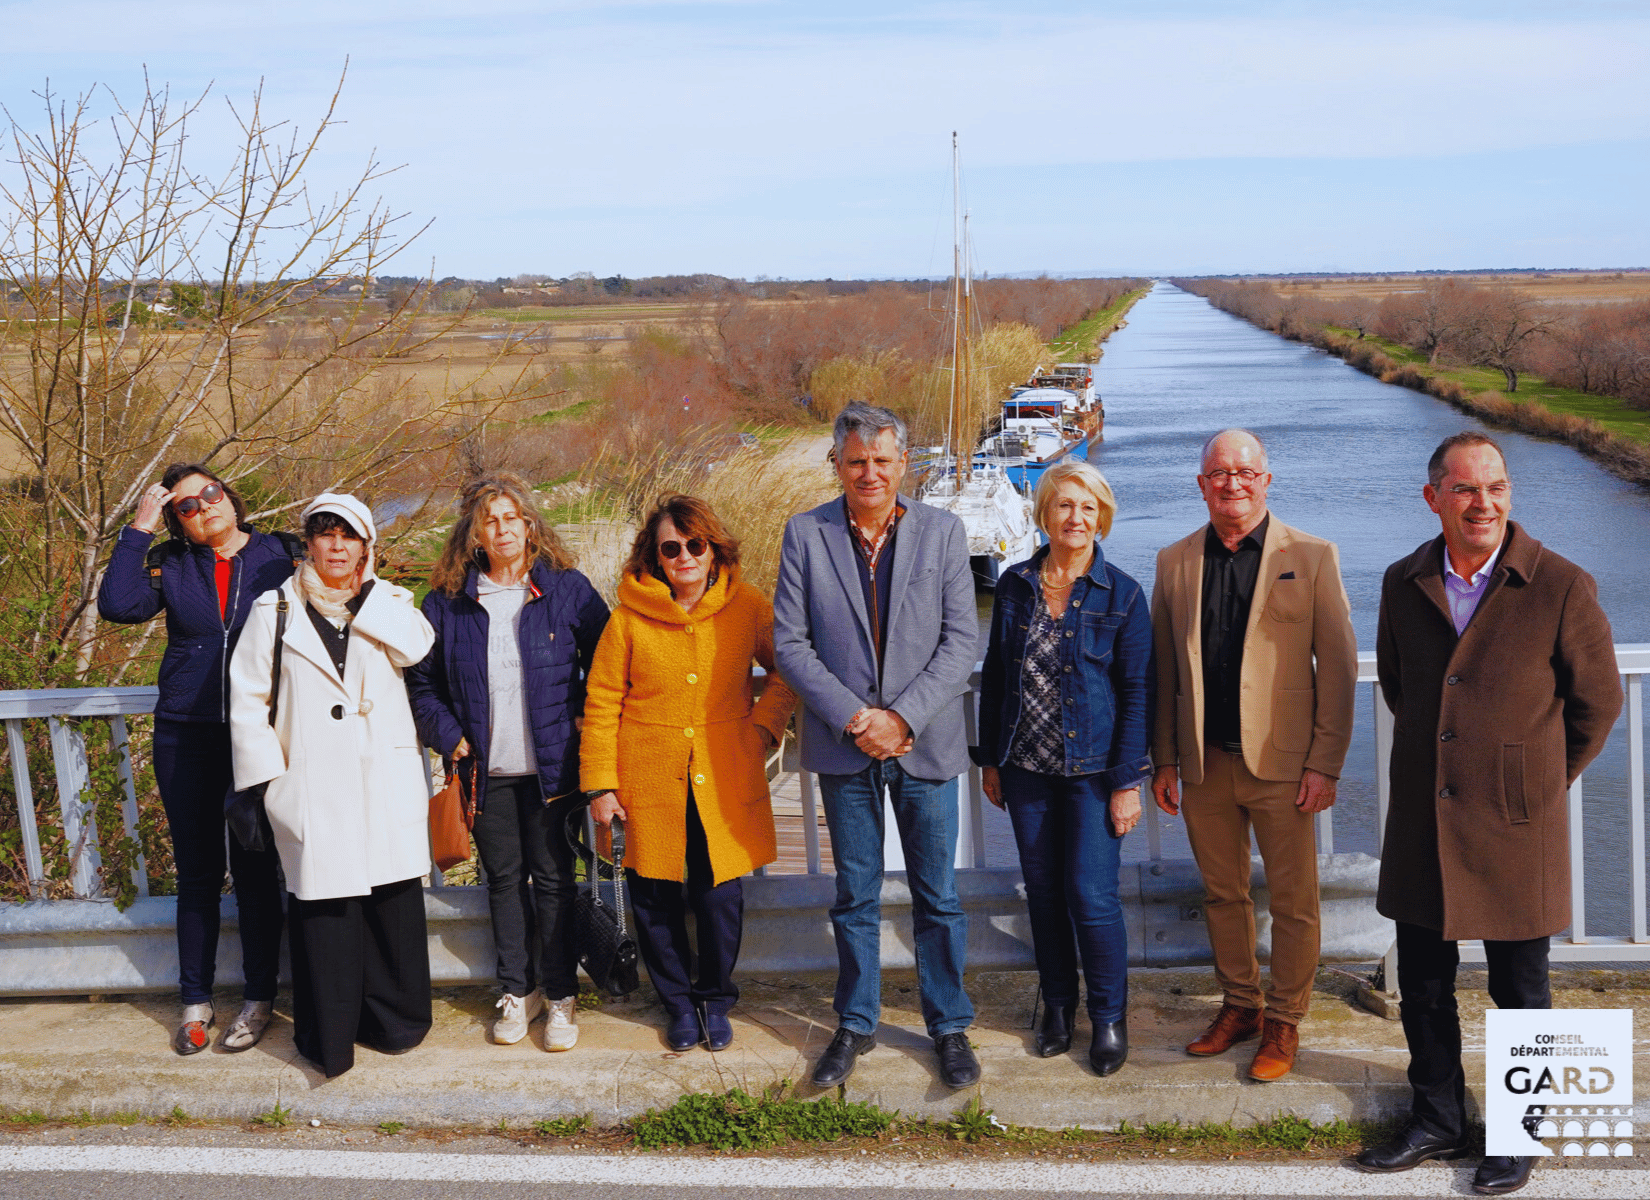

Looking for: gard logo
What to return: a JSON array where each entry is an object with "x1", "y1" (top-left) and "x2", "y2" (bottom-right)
[{"x1": 1486, "y1": 1009, "x2": 1635, "y2": 1157}]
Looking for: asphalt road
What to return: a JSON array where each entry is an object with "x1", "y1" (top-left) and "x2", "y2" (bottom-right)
[{"x1": 1, "y1": 1131, "x2": 1646, "y2": 1200}]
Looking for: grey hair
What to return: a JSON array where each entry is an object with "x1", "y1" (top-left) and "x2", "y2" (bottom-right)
[
  {"x1": 833, "y1": 402, "x2": 908, "y2": 458},
  {"x1": 1201, "y1": 428, "x2": 1268, "y2": 472}
]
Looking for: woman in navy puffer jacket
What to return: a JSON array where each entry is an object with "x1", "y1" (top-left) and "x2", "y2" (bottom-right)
[
  {"x1": 97, "y1": 463, "x2": 296, "y2": 1056},
  {"x1": 407, "y1": 473, "x2": 609, "y2": 1051}
]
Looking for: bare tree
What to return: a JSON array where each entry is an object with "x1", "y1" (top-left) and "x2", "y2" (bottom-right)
[
  {"x1": 1458, "y1": 285, "x2": 1552, "y2": 393},
  {"x1": 0, "y1": 73, "x2": 542, "y2": 676}
]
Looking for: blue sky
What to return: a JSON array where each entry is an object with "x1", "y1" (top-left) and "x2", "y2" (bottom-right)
[{"x1": 2, "y1": 1, "x2": 1645, "y2": 278}]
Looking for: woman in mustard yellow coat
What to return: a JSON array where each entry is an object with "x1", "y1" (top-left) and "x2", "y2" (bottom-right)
[{"x1": 583, "y1": 494, "x2": 795, "y2": 1053}]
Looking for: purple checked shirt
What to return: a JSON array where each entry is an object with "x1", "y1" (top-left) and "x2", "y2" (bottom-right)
[{"x1": 1442, "y1": 539, "x2": 1505, "y2": 635}]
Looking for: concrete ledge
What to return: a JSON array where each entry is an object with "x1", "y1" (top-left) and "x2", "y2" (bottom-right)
[
  {"x1": 0, "y1": 966, "x2": 1641, "y2": 1131},
  {"x1": 0, "y1": 854, "x2": 1393, "y2": 997}
]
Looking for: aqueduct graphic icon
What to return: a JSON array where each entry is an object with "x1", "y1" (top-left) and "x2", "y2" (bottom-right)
[{"x1": 1521, "y1": 1105, "x2": 1635, "y2": 1157}]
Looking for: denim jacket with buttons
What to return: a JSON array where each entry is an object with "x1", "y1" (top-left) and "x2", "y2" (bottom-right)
[{"x1": 971, "y1": 543, "x2": 1155, "y2": 790}]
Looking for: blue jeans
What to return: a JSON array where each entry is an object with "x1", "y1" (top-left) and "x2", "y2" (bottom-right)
[
  {"x1": 1000, "y1": 764, "x2": 1128, "y2": 1023},
  {"x1": 818, "y1": 760, "x2": 973, "y2": 1039}
]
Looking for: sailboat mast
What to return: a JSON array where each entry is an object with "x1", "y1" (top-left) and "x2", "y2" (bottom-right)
[
  {"x1": 947, "y1": 132, "x2": 961, "y2": 478},
  {"x1": 961, "y1": 210, "x2": 973, "y2": 469}
]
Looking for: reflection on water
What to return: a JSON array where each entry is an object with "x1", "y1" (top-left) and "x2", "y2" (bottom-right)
[{"x1": 978, "y1": 285, "x2": 1650, "y2": 937}]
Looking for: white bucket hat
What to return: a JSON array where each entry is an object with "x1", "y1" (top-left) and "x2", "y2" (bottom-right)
[{"x1": 300, "y1": 492, "x2": 377, "y2": 544}]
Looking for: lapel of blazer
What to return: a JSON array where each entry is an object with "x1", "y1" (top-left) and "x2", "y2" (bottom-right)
[
  {"x1": 1178, "y1": 527, "x2": 1204, "y2": 669},
  {"x1": 883, "y1": 498, "x2": 920, "y2": 650},
  {"x1": 1243, "y1": 515, "x2": 1289, "y2": 644},
  {"x1": 278, "y1": 583, "x2": 353, "y2": 698},
  {"x1": 821, "y1": 499, "x2": 874, "y2": 646}
]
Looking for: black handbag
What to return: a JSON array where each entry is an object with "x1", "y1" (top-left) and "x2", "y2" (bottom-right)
[
  {"x1": 226, "y1": 593, "x2": 289, "y2": 853},
  {"x1": 565, "y1": 803, "x2": 641, "y2": 998}
]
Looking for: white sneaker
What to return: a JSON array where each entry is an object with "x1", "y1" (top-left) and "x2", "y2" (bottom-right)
[
  {"x1": 544, "y1": 995, "x2": 578, "y2": 1051},
  {"x1": 493, "y1": 989, "x2": 545, "y2": 1045}
]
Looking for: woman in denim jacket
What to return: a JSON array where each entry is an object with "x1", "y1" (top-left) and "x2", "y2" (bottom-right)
[{"x1": 973, "y1": 460, "x2": 1154, "y2": 1077}]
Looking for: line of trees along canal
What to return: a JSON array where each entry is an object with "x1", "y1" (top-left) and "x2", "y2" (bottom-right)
[{"x1": 1174, "y1": 277, "x2": 1650, "y2": 490}]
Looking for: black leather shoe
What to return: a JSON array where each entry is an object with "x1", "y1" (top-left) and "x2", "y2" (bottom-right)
[
  {"x1": 935, "y1": 1031, "x2": 981, "y2": 1088},
  {"x1": 1472, "y1": 1156, "x2": 1535, "y2": 1196},
  {"x1": 1089, "y1": 1018, "x2": 1128, "y2": 1076},
  {"x1": 665, "y1": 1010, "x2": 703, "y2": 1052},
  {"x1": 811, "y1": 1027, "x2": 876, "y2": 1086},
  {"x1": 702, "y1": 1007, "x2": 734, "y2": 1052},
  {"x1": 1354, "y1": 1120, "x2": 1472, "y2": 1173},
  {"x1": 1034, "y1": 1001, "x2": 1075, "y2": 1057}
]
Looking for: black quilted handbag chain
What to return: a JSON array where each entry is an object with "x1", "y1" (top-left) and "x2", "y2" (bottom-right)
[{"x1": 566, "y1": 802, "x2": 641, "y2": 998}]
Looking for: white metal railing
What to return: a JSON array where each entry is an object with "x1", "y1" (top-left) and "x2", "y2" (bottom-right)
[{"x1": 4, "y1": 648, "x2": 1648, "y2": 965}]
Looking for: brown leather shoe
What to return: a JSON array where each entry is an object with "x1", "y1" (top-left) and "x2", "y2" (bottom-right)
[
  {"x1": 1248, "y1": 1018, "x2": 1299, "y2": 1081},
  {"x1": 1185, "y1": 1002, "x2": 1263, "y2": 1057}
]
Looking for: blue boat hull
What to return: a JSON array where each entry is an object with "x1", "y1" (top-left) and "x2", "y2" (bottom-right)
[{"x1": 1005, "y1": 435, "x2": 1090, "y2": 495}]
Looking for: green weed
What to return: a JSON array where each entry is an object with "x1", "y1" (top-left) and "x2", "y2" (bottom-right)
[
  {"x1": 252, "y1": 1102, "x2": 293, "y2": 1129},
  {"x1": 948, "y1": 1096, "x2": 1000, "y2": 1143},
  {"x1": 377, "y1": 1121, "x2": 405, "y2": 1135},
  {"x1": 630, "y1": 1087, "x2": 894, "y2": 1151},
  {"x1": 532, "y1": 1114, "x2": 593, "y2": 1138}
]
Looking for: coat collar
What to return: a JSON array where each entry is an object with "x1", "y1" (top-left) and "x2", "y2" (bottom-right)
[
  {"x1": 1008, "y1": 541, "x2": 1112, "y2": 589},
  {"x1": 616, "y1": 564, "x2": 740, "y2": 625},
  {"x1": 1402, "y1": 520, "x2": 1540, "y2": 585},
  {"x1": 463, "y1": 561, "x2": 549, "y2": 602}
]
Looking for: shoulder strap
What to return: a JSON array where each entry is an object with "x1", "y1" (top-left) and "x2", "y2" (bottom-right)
[
  {"x1": 269, "y1": 592, "x2": 288, "y2": 727},
  {"x1": 145, "y1": 540, "x2": 186, "y2": 592},
  {"x1": 272, "y1": 530, "x2": 306, "y2": 574}
]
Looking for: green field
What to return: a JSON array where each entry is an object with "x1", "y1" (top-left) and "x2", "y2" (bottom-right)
[{"x1": 1328, "y1": 330, "x2": 1650, "y2": 445}]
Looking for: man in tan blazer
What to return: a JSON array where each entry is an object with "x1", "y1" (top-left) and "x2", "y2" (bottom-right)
[{"x1": 1150, "y1": 429, "x2": 1357, "y2": 1081}]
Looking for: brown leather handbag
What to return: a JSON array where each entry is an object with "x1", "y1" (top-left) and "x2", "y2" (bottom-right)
[{"x1": 429, "y1": 754, "x2": 477, "y2": 873}]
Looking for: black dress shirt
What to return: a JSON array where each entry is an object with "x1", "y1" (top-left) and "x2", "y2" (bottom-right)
[{"x1": 1200, "y1": 515, "x2": 1268, "y2": 750}]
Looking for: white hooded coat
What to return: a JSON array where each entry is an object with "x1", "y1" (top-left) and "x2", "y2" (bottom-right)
[{"x1": 229, "y1": 575, "x2": 436, "y2": 901}]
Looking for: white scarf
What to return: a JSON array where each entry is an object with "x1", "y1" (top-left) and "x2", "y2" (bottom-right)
[{"x1": 296, "y1": 558, "x2": 372, "y2": 624}]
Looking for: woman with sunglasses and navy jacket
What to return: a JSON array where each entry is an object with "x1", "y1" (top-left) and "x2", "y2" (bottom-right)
[{"x1": 96, "y1": 462, "x2": 298, "y2": 1056}]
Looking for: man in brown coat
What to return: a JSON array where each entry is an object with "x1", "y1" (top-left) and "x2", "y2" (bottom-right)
[
  {"x1": 1357, "y1": 432, "x2": 1621, "y2": 1196},
  {"x1": 1151, "y1": 429, "x2": 1358, "y2": 1081}
]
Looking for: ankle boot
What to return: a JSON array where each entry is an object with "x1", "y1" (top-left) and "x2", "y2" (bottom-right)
[
  {"x1": 1035, "y1": 1001, "x2": 1075, "y2": 1057},
  {"x1": 1089, "y1": 1018, "x2": 1128, "y2": 1076}
]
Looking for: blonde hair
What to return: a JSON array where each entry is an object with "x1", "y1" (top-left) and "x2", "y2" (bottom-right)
[
  {"x1": 429, "y1": 472, "x2": 575, "y2": 595},
  {"x1": 1032, "y1": 459, "x2": 1118, "y2": 540}
]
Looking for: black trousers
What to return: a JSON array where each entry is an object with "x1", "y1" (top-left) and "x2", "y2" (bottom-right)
[
  {"x1": 152, "y1": 718, "x2": 285, "y2": 1005},
  {"x1": 288, "y1": 875, "x2": 432, "y2": 1078},
  {"x1": 628, "y1": 793, "x2": 744, "y2": 1020},
  {"x1": 471, "y1": 776, "x2": 581, "y2": 999},
  {"x1": 1396, "y1": 920, "x2": 1551, "y2": 1140}
]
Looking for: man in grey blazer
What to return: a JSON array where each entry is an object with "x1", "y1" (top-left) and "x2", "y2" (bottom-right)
[{"x1": 774, "y1": 402, "x2": 981, "y2": 1089}]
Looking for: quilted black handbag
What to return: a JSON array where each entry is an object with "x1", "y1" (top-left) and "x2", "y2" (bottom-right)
[{"x1": 566, "y1": 802, "x2": 641, "y2": 998}]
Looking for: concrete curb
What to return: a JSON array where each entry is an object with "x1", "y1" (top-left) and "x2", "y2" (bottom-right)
[{"x1": 0, "y1": 854, "x2": 1392, "y2": 996}]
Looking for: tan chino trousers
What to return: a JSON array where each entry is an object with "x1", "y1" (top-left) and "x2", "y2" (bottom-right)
[{"x1": 1181, "y1": 746, "x2": 1320, "y2": 1025}]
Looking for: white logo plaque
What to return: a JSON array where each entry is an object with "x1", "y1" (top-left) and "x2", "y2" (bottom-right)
[{"x1": 1485, "y1": 1009, "x2": 1634, "y2": 1157}]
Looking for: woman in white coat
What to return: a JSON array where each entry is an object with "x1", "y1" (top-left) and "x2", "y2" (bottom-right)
[{"x1": 230, "y1": 492, "x2": 436, "y2": 1078}]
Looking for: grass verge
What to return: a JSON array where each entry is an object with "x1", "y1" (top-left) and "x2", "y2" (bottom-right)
[
  {"x1": 0, "y1": 1095, "x2": 1402, "y2": 1161},
  {"x1": 1047, "y1": 286, "x2": 1151, "y2": 361},
  {"x1": 1325, "y1": 329, "x2": 1650, "y2": 446}
]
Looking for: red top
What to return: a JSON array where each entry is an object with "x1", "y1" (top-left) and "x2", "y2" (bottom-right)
[{"x1": 214, "y1": 557, "x2": 233, "y2": 619}]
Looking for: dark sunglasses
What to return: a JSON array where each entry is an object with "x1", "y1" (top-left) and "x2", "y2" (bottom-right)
[
  {"x1": 658, "y1": 538, "x2": 708, "y2": 561},
  {"x1": 173, "y1": 482, "x2": 225, "y2": 517}
]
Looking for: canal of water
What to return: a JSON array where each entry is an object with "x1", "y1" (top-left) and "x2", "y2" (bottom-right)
[{"x1": 981, "y1": 282, "x2": 1650, "y2": 939}]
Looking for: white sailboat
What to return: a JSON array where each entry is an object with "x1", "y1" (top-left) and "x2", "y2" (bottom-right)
[{"x1": 918, "y1": 134, "x2": 1038, "y2": 590}]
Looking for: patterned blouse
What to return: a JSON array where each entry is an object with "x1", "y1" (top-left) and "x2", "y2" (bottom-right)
[{"x1": 1006, "y1": 584, "x2": 1069, "y2": 775}]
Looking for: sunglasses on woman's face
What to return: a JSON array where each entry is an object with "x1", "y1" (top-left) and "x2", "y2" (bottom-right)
[
  {"x1": 658, "y1": 538, "x2": 708, "y2": 561},
  {"x1": 173, "y1": 482, "x2": 225, "y2": 517}
]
